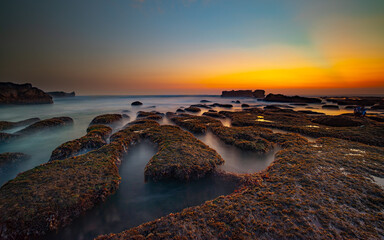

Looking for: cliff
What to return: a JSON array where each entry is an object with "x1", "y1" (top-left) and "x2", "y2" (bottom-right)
[{"x1": 0, "y1": 82, "x2": 53, "y2": 104}]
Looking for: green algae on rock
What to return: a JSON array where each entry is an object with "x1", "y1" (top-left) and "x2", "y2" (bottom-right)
[
  {"x1": 170, "y1": 114, "x2": 223, "y2": 134},
  {"x1": 14, "y1": 117, "x2": 73, "y2": 136},
  {"x1": 142, "y1": 125, "x2": 224, "y2": 182},
  {"x1": 49, "y1": 124, "x2": 112, "y2": 161},
  {"x1": 96, "y1": 137, "x2": 384, "y2": 240},
  {"x1": 89, "y1": 114, "x2": 124, "y2": 126},
  {"x1": 0, "y1": 123, "x2": 141, "y2": 239},
  {"x1": 136, "y1": 111, "x2": 164, "y2": 120}
]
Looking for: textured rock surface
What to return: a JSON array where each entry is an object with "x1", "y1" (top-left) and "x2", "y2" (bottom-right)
[
  {"x1": 0, "y1": 118, "x2": 40, "y2": 131},
  {"x1": 0, "y1": 82, "x2": 53, "y2": 104}
]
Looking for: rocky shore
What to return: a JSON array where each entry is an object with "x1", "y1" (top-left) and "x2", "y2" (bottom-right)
[
  {"x1": 0, "y1": 97, "x2": 383, "y2": 239},
  {"x1": 0, "y1": 82, "x2": 53, "y2": 104}
]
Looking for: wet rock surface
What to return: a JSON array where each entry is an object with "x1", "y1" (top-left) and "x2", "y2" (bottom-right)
[
  {"x1": 0, "y1": 152, "x2": 30, "y2": 166},
  {"x1": 137, "y1": 111, "x2": 164, "y2": 120},
  {"x1": 15, "y1": 117, "x2": 73, "y2": 136},
  {"x1": 0, "y1": 82, "x2": 53, "y2": 104},
  {"x1": 0, "y1": 118, "x2": 40, "y2": 131},
  {"x1": 50, "y1": 124, "x2": 112, "y2": 161},
  {"x1": 97, "y1": 136, "x2": 384, "y2": 240},
  {"x1": 131, "y1": 101, "x2": 143, "y2": 106}
]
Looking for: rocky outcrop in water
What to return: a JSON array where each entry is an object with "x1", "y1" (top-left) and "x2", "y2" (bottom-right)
[
  {"x1": 131, "y1": 101, "x2": 143, "y2": 106},
  {"x1": 0, "y1": 118, "x2": 40, "y2": 131},
  {"x1": 89, "y1": 114, "x2": 124, "y2": 127},
  {"x1": 15, "y1": 117, "x2": 73, "y2": 135},
  {"x1": 0, "y1": 82, "x2": 53, "y2": 104},
  {"x1": 221, "y1": 90, "x2": 265, "y2": 98},
  {"x1": 264, "y1": 93, "x2": 321, "y2": 103},
  {"x1": 47, "y1": 91, "x2": 75, "y2": 98}
]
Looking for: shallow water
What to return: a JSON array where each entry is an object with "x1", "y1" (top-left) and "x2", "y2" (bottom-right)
[
  {"x1": 45, "y1": 141, "x2": 237, "y2": 240},
  {"x1": 197, "y1": 131, "x2": 280, "y2": 174}
]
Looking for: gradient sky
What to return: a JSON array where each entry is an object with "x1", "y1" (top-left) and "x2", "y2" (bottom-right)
[{"x1": 1, "y1": 0, "x2": 383, "y2": 95}]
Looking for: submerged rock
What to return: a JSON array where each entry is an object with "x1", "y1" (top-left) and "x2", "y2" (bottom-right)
[
  {"x1": 241, "y1": 103, "x2": 250, "y2": 108},
  {"x1": 200, "y1": 100, "x2": 211, "y2": 103},
  {"x1": 15, "y1": 117, "x2": 73, "y2": 135},
  {"x1": 0, "y1": 117, "x2": 40, "y2": 131},
  {"x1": 0, "y1": 82, "x2": 53, "y2": 104},
  {"x1": 211, "y1": 103, "x2": 233, "y2": 108},
  {"x1": 136, "y1": 111, "x2": 164, "y2": 120},
  {"x1": 312, "y1": 115, "x2": 363, "y2": 127},
  {"x1": 0, "y1": 152, "x2": 30, "y2": 166}
]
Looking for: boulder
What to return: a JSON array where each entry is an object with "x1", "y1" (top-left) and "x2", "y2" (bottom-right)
[
  {"x1": 221, "y1": 90, "x2": 265, "y2": 98},
  {"x1": 89, "y1": 114, "x2": 123, "y2": 126},
  {"x1": 185, "y1": 107, "x2": 201, "y2": 113},
  {"x1": 0, "y1": 82, "x2": 53, "y2": 104},
  {"x1": 241, "y1": 104, "x2": 250, "y2": 108},
  {"x1": 131, "y1": 101, "x2": 143, "y2": 106},
  {"x1": 0, "y1": 118, "x2": 40, "y2": 131},
  {"x1": 15, "y1": 117, "x2": 73, "y2": 135}
]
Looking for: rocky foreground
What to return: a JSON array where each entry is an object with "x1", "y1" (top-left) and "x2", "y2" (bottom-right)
[{"x1": 0, "y1": 106, "x2": 383, "y2": 239}]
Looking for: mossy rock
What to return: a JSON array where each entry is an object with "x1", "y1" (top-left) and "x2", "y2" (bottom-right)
[{"x1": 89, "y1": 114, "x2": 123, "y2": 126}]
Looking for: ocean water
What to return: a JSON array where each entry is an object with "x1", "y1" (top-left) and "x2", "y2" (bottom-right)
[{"x1": 0, "y1": 95, "x2": 369, "y2": 239}]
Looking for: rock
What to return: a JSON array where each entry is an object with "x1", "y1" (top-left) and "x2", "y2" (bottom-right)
[
  {"x1": 241, "y1": 104, "x2": 250, "y2": 108},
  {"x1": 50, "y1": 124, "x2": 112, "y2": 161},
  {"x1": 176, "y1": 108, "x2": 185, "y2": 113},
  {"x1": 202, "y1": 112, "x2": 226, "y2": 119},
  {"x1": 15, "y1": 117, "x2": 73, "y2": 135},
  {"x1": 312, "y1": 115, "x2": 363, "y2": 127},
  {"x1": 297, "y1": 110, "x2": 324, "y2": 115},
  {"x1": 0, "y1": 118, "x2": 40, "y2": 131},
  {"x1": 208, "y1": 109, "x2": 217, "y2": 112},
  {"x1": 211, "y1": 103, "x2": 233, "y2": 108},
  {"x1": 322, "y1": 105, "x2": 340, "y2": 110},
  {"x1": 344, "y1": 105, "x2": 356, "y2": 109},
  {"x1": 185, "y1": 107, "x2": 201, "y2": 113},
  {"x1": 191, "y1": 104, "x2": 211, "y2": 109},
  {"x1": 47, "y1": 91, "x2": 75, "y2": 98},
  {"x1": 89, "y1": 114, "x2": 123, "y2": 126},
  {"x1": 131, "y1": 101, "x2": 143, "y2": 106},
  {"x1": 325, "y1": 97, "x2": 382, "y2": 106},
  {"x1": 0, "y1": 152, "x2": 30, "y2": 166},
  {"x1": 221, "y1": 90, "x2": 265, "y2": 98},
  {"x1": 137, "y1": 111, "x2": 164, "y2": 120},
  {"x1": 200, "y1": 100, "x2": 211, "y2": 103},
  {"x1": 264, "y1": 94, "x2": 321, "y2": 103},
  {"x1": 231, "y1": 100, "x2": 241, "y2": 104},
  {"x1": 0, "y1": 82, "x2": 53, "y2": 104}
]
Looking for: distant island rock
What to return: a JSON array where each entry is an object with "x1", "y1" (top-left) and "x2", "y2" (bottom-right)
[
  {"x1": 131, "y1": 101, "x2": 143, "y2": 106},
  {"x1": 48, "y1": 91, "x2": 75, "y2": 98},
  {"x1": 221, "y1": 90, "x2": 265, "y2": 98},
  {"x1": 0, "y1": 82, "x2": 53, "y2": 104},
  {"x1": 264, "y1": 94, "x2": 322, "y2": 103}
]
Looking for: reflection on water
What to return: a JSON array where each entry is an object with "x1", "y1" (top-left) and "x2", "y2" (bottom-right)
[
  {"x1": 46, "y1": 141, "x2": 237, "y2": 240},
  {"x1": 197, "y1": 131, "x2": 280, "y2": 174}
]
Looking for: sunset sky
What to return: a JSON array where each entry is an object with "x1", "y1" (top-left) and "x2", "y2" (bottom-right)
[{"x1": 1, "y1": 0, "x2": 383, "y2": 95}]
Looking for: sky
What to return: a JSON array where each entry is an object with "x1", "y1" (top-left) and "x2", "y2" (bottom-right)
[{"x1": 0, "y1": 0, "x2": 383, "y2": 95}]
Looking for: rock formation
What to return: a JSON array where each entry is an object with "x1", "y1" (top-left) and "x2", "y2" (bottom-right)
[{"x1": 0, "y1": 82, "x2": 53, "y2": 104}]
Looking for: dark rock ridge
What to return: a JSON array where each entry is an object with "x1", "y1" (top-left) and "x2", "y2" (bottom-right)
[
  {"x1": 264, "y1": 93, "x2": 321, "y2": 103},
  {"x1": 15, "y1": 117, "x2": 73, "y2": 135},
  {"x1": 47, "y1": 91, "x2": 75, "y2": 98},
  {"x1": 0, "y1": 118, "x2": 40, "y2": 131},
  {"x1": 89, "y1": 114, "x2": 124, "y2": 127},
  {"x1": 325, "y1": 96, "x2": 383, "y2": 106},
  {"x1": 131, "y1": 101, "x2": 143, "y2": 106},
  {"x1": 221, "y1": 90, "x2": 265, "y2": 98},
  {"x1": 0, "y1": 82, "x2": 53, "y2": 104}
]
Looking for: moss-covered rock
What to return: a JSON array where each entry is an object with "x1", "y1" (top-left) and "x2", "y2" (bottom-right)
[
  {"x1": 96, "y1": 138, "x2": 384, "y2": 240},
  {"x1": 0, "y1": 124, "x2": 140, "y2": 239},
  {"x1": 136, "y1": 111, "x2": 163, "y2": 120},
  {"x1": 202, "y1": 111, "x2": 226, "y2": 119},
  {"x1": 185, "y1": 106, "x2": 201, "y2": 113},
  {"x1": 142, "y1": 125, "x2": 224, "y2": 182},
  {"x1": 49, "y1": 125, "x2": 112, "y2": 161},
  {"x1": 89, "y1": 114, "x2": 123, "y2": 126},
  {"x1": 170, "y1": 114, "x2": 222, "y2": 134}
]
